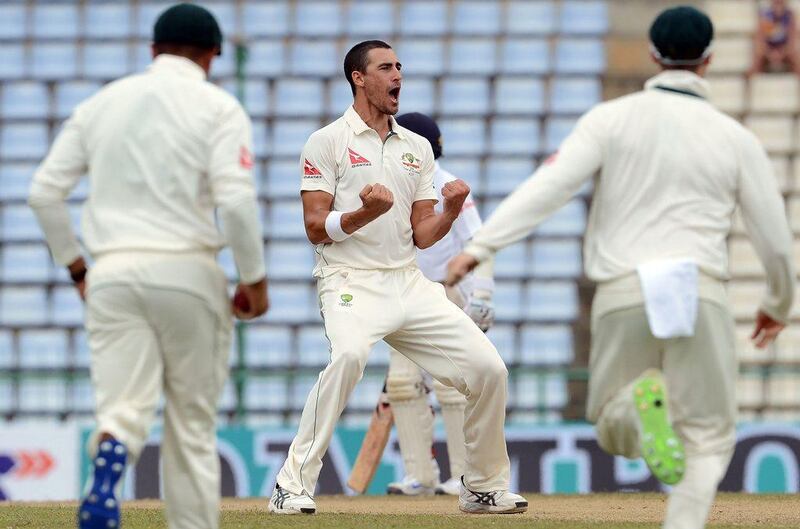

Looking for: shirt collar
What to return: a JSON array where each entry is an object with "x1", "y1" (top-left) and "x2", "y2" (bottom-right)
[
  {"x1": 343, "y1": 106, "x2": 406, "y2": 139},
  {"x1": 148, "y1": 54, "x2": 207, "y2": 80},
  {"x1": 644, "y1": 70, "x2": 710, "y2": 99}
]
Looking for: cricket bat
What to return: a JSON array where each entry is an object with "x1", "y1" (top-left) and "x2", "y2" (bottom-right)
[{"x1": 347, "y1": 394, "x2": 393, "y2": 494}]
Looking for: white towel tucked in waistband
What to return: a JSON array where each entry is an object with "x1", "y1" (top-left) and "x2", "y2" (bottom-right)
[{"x1": 636, "y1": 259, "x2": 699, "y2": 339}]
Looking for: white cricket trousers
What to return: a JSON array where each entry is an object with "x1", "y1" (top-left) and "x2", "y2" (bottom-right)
[
  {"x1": 587, "y1": 277, "x2": 737, "y2": 529},
  {"x1": 85, "y1": 252, "x2": 232, "y2": 529},
  {"x1": 276, "y1": 267, "x2": 511, "y2": 495},
  {"x1": 386, "y1": 286, "x2": 468, "y2": 485}
]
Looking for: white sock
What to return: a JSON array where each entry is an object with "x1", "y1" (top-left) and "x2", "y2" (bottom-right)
[{"x1": 663, "y1": 451, "x2": 732, "y2": 529}]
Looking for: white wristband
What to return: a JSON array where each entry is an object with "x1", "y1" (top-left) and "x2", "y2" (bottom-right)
[{"x1": 325, "y1": 211, "x2": 352, "y2": 242}]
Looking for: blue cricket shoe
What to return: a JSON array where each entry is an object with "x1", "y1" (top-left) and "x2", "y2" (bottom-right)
[{"x1": 78, "y1": 438, "x2": 127, "y2": 529}]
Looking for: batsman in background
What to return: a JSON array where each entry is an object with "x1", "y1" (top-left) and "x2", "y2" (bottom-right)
[
  {"x1": 448, "y1": 7, "x2": 794, "y2": 529},
  {"x1": 384, "y1": 113, "x2": 495, "y2": 496},
  {"x1": 269, "y1": 40, "x2": 526, "y2": 515},
  {"x1": 28, "y1": 4, "x2": 268, "y2": 529}
]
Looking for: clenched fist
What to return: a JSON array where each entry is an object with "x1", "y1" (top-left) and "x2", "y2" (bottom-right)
[
  {"x1": 359, "y1": 183, "x2": 394, "y2": 218},
  {"x1": 441, "y1": 179, "x2": 470, "y2": 221}
]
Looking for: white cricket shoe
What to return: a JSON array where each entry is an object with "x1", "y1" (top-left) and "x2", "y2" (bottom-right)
[
  {"x1": 458, "y1": 477, "x2": 528, "y2": 514},
  {"x1": 386, "y1": 476, "x2": 435, "y2": 496},
  {"x1": 268, "y1": 483, "x2": 316, "y2": 515},
  {"x1": 435, "y1": 476, "x2": 461, "y2": 496}
]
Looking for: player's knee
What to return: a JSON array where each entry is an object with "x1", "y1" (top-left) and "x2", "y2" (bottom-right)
[
  {"x1": 469, "y1": 358, "x2": 507, "y2": 394},
  {"x1": 386, "y1": 374, "x2": 424, "y2": 402},
  {"x1": 482, "y1": 354, "x2": 508, "y2": 382},
  {"x1": 474, "y1": 341, "x2": 507, "y2": 377}
]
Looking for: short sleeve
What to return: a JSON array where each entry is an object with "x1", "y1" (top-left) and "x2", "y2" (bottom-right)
[
  {"x1": 300, "y1": 132, "x2": 337, "y2": 195},
  {"x1": 413, "y1": 141, "x2": 438, "y2": 203}
]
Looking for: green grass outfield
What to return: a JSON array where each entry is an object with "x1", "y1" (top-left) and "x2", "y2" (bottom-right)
[{"x1": 1, "y1": 493, "x2": 798, "y2": 529}]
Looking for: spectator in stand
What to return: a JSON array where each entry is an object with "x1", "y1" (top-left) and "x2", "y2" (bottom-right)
[{"x1": 749, "y1": 0, "x2": 800, "y2": 75}]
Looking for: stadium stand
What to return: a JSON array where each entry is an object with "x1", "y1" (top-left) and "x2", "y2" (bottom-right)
[
  {"x1": 702, "y1": 0, "x2": 800, "y2": 418},
  {"x1": 2, "y1": 0, "x2": 797, "y2": 426}
]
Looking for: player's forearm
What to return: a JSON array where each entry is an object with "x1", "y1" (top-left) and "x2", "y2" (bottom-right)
[
  {"x1": 744, "y1": 214, "x2": 795, "y2": 323},
  {"x1": 219, "y1": 200, "x2": 267, "y2": 284},
  {"x1": 412, "y1": 211, "x2": 457, "y2": 249},
  {"x1": 738, "y1": 137, "x2": 796, "y2": 323},
  {"x1": 341, "y1": 207, "x2": 384, "y2": 234},
  {"x1": 471, "y1": 255, "x2": 495, "y2": 294},
  {"x1": 758, "y1": 252, "x2": 795, "y2": 324},
  {"x1": 305, "y1": 207, "x2": 384, "y2": 245},
  {"x1": 28, "y1": 191, "x2": 82, "y2": 266}
]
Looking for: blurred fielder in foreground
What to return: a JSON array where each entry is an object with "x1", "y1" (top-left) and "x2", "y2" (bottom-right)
[
  {"x1": 29, "y1": 4, "x2": 268, "y2": 529},
  {"x1": 269, "y1": 40, "x2": 526, "y2": 515},
  {"x1": 448, "y1": 7, "x2": 794, "y2": 529},
  {"x1": 384, "y1": 112, "x2": 495, "y2": 496}
]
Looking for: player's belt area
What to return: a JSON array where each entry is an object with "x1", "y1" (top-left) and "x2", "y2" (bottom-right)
[{"x1": 633, "y1": 370, "x2": 686, "y2": 485}]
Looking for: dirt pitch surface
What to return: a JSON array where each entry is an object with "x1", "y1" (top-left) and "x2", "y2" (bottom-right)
[{"x1": 1, "y1": 493, "x2": 798, "y2": 528}]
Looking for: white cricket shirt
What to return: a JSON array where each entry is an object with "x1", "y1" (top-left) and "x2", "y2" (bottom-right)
[
  {"x1": 28, "y1": 54, "x2": 266, "y2": 283},
  {"x1": 466, "y1": 70, "x2": 795, "y2": 322},
  {"x1": 415, "y1": 162, "x2": 482, "y2": 282},
  {"x1": 300, "y1": 106, "x2": 438, "y2": 276}
]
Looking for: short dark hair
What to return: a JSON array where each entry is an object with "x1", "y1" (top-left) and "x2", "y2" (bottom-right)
[{"x1": 343, "y1": 40, "x2": 392, "y2": 95}]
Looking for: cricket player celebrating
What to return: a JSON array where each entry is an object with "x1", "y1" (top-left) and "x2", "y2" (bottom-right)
[
  {"x1": 384, "y1": 112, "x2": 495, "y2": 497},
  {"x1": 28, "y1": 5, "x2": 268, "y2": 529},
  {"x1": 448, "y1": 7, "x2": 794, "y2": 529},
  {"x1": 269, "y1": 40, "x2": 526, "y2": 515}
]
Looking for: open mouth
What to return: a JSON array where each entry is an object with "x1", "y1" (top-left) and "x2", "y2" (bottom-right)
[{"x1": 389, "y1": 87, "x2": 400, "y2": 104}]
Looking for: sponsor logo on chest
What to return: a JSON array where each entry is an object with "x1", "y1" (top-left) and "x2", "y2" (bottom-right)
[
  {"x1": 401, "y1": 152, "x2": 421, "y2": 175},
  {"x1": 348, "y1": 148, "x2": 372, "y2": 168}
]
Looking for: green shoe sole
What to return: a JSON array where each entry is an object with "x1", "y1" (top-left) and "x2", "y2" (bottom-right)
[{"x1": 633, "y1": 373, "x2": 685, "y2": 485}]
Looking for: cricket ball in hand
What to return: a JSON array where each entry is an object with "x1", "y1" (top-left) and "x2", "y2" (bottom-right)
[{"x1": 234, "y1": 291, "x2": 250, "y2": 312}]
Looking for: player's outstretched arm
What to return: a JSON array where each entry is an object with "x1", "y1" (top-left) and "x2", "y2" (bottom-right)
[
  {"x1": 410, "y1": 179, "x2": 470, "y2": 249},
  {"x1": 302, "y1": 184, "x2": 394, "y2": 244},
  {"x1": 449, "y1": 108, "x2": 604, "y2": 286}
]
